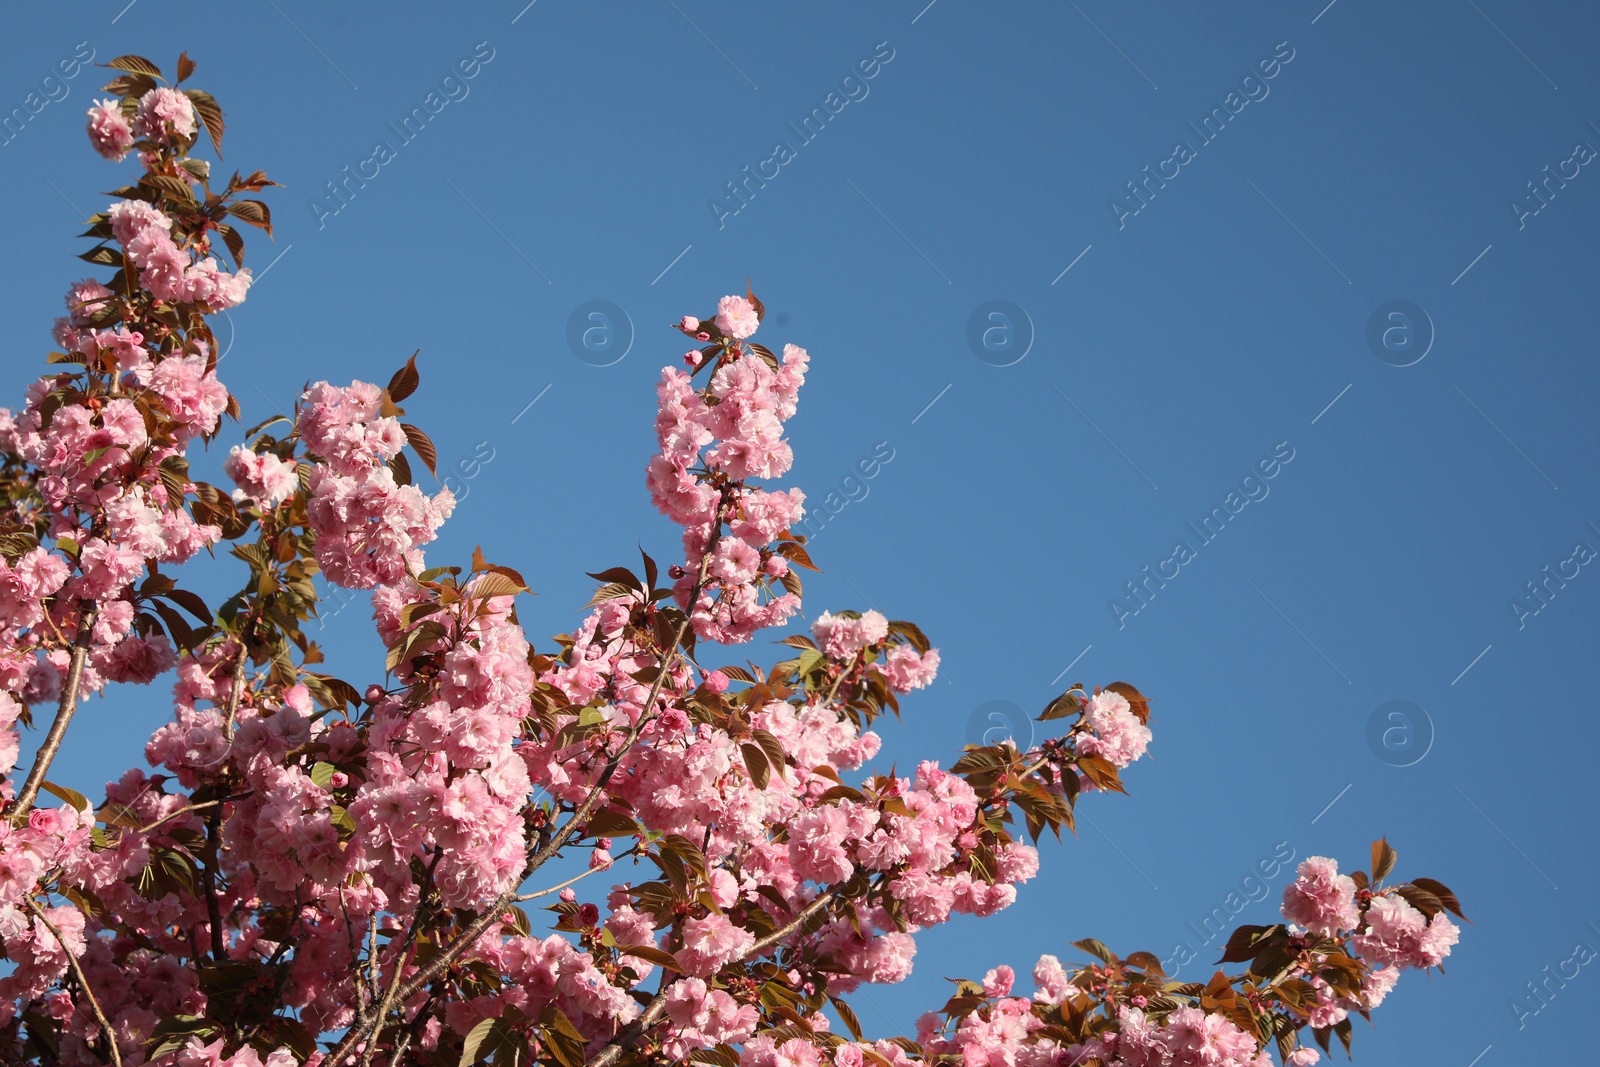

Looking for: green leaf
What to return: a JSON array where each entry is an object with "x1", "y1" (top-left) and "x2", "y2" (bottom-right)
[
  {"x1": 460, "y1": 1017, "x2": 499, "y2": 1066},
  {"x1": 1071, "y1": 938, "x2": 1117, "y2": 966},
  {"x1": 40, "y1": 780, "x2": 90, "y2": 813}
]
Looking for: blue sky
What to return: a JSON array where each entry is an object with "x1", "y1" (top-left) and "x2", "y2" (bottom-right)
[{"x1": 4, "y1": 1, "x2": 1599, "y2": 1063}]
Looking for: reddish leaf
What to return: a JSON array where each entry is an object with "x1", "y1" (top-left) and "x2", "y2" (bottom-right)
[
  {"x1": 401, "y1": 424, "x2": 437, "y2": 477},
  {"x1": 387, "y1": 351, "x2": 421, "y2": 401}
]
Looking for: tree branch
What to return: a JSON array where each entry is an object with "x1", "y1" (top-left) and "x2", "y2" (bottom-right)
[
  {"x1": 220, "y1": 639, "x2": 248, "y2": 742},
  {"x1": 326, "y1": 520, "x2": 721, "y2": 1067},
  {"x1": 6, "y1": 604, "x2": 98, "y2": 821},
  {"x1": 583, "y1": 892, "x2": 840, "y2": 1067},
  {"x1": 24, "y1": 895, "x2": 123, "y2": 1067}
]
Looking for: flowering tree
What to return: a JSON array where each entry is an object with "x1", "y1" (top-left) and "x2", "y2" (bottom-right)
[{"x1": 0, "y1": 56, "x2": 1464, "y2": 1067}]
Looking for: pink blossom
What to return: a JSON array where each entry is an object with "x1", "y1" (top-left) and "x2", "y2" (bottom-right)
[
  {"x1": 1076, "y1": 689, "x2": 1152, "y2": 768},
  {"x1": 675, "y1": 912, "x2": 755, "y2": 977},
  {"x1": 134, "y1": 87, "x2": 197, "y2": 143},
  {"x1": 86, "y1": 99, "x2": 134, "y2": 161},
  {"x1": 876, "y1": 644, "x2": 940, "y2": 693},
  {"x1": 982, "y1": 965, "x2": 1015, "y2": 997},
  {"x1": 1281, "y1": 856, "x2": 1360, "y2": 937},
  {"x1": 714, "y1": 294, "x2": 760, "y2": 338},
  {"x1": 64, "y1": 278, "x2": 114, "y2": 327},
  {"x1": 1350, "y1": 894, "x2": 1457, "y2": 969},
  {"x1": 711, "y1": 536, "x2": 762, "y2": 585},
  {"x1": 224, "y1": 445, "x2": 299, "y2": 507},
  {"x1": 812, "y1": 610, "x2": 889, "y2": 660}
]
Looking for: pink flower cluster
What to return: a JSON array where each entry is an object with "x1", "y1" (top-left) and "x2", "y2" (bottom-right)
[
  {"x1": 647, "y1": 305, "x2": 811, "y2": 643},
  {"x1": 811, "y1": 610, "x2": 943, "y2": 695},
  {"x1": 1088, "y1": 1004, "x2": 1274, "y2": 1067},
  {"x1": 1350, "y1": 892, "x2": 1460, "y2": 970},
  {"x1": 298, "y1": 381, "x2": 453, "y2": 588},
  {"x1": 1076, "y1": 689, "x2": 1153, "y2": 768},
  {"x1": 0, "y1": 805, "x2": 93, "y2": 1023},
  {"x1": 107, "y1": 199, "x2": 252, "y2": 310},
  {"x1": 1281, "y1": 856, "x2": 1360, "y2": 937},
  {"x1": 1280, "y1": 855, "x2": 1459, "y2": 972},
  {"x1": 222, "y1": 445, "x2": 299, "y2": 507},
  {"x1": 715, "y1": 294, "x2": 761, "y2": 339},
  {"x1": 813, "y1": 610, "x2": 888, "y2": 659},
  {"x1": 132, "y1": 87, "x2": 196, "y2": 145},
  {"x1": 85, "y1": 99, "x2": 134, "y2": 162}
]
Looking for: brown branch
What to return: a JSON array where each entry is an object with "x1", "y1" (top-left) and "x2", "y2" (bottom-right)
[
  {"x1": 583, "y1": 892, "x2": 840, "y2": 1067},
  {"x1": 6, "y1": 604, "x2": 98, "y2": 821},
  {"x1": 357, "y1": 935, "x2": 414, "y2": 1067},
  {"x1": 221, "y1": 639, "x2": 248, "y2": 741},
  {"x1": 23, "y1": 896, "x2": 123, "y2": 1067},
  {"x1": 327, "y1": 517, "x2": 723, "y2": 1067},
  {"x1": 200, "y1": 806, "x2": 226, "y2": 961},
  {"x1": 134, "y1": 793, "x2": 251, "y2": 835}
]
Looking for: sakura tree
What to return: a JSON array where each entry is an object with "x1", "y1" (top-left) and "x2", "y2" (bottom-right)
[{"x1": 0, "y1": 55, "x2": 1464, "y2": 1067}]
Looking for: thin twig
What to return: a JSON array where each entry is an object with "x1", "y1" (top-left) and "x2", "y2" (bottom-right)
[
  {"x1": 6, "y1": 605, "x2": 98, "y2": 820},
  {"x1": 24, "y1": 896, "x2": 123, "y2": 1067},
  {"x1": 357, "y1": 935, "x2": 414, "y2": 1067},
  {"x1": 134, "y1": 794, "x2": 250, "y2": 835},
  {"x1": 325, "y1": 530, "x2": 723, "y2": 1067},
  {"x1": 515, "y1": 845, "x2": 641, "y2": 901},
  {"x1": 583, "y1": 893, "x2": 839, "y2": 1067}
]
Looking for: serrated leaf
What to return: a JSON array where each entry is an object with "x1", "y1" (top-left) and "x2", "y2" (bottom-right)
[
  {"x1": 402, "y1": 423, "x2": 437, "y2": 477},
  {"x1": 1072, "y1": 938, "x2": 1116, "y2": 965},
  {"x1": 1410, "y1": 877, "x2": 1467, "y2": 921},
  {"x1": 742, "y1": 742, "x2": 771, "y2": 789},
  {"x1": 775, "y1": 540, "x2": 821, "y2": 572},
  {"x1": 1370, "y1": 837, "x2": 1397, "y2": 884},
  {"x1": 389, "y1": 450, "x2": 412, "y2": 486},
  {"x1": 227, "y1": 199, "x2": 272, "y2": 235},
  {"x1": 388, "y1": 350, "x2": 421, "y2": 401},
  {"x1": 104, "y1": 54, "x2": 163, "y2": 78},
  {"x1": 184, "y1": 89, "x2": 225, "y2": 157},
  {"x1": 617, "y1": 943, "x2": 678, "y2": 968},
  {"x1": 472, "y1": 572, "x2": 526, "y2": 600},
  {"x1": 586, "y1": 582, "x2": 634, "y2": 608}
]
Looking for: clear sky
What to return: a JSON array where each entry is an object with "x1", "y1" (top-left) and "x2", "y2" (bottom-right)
[{"x1": 4, "y1": 2, "x2": 1598, "y2": 1063}]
